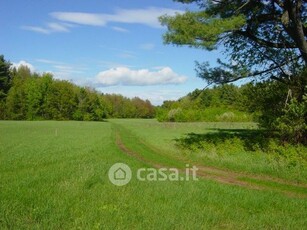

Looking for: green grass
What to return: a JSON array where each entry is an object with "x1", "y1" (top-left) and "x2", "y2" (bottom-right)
[
  {"x1": 239, "y1": 177, "x2": 307, "y2": 196},
  {"x1": 0, "y1": 120, "x2": 306, "y2": 229},
  {"x1": 111, "y1": 119, "x2": 307, "y2": 183}
]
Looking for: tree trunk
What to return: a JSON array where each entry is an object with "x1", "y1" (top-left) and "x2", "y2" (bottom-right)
[{"x1": 285, "y1": 0, "x2": 307, "y2": 65}]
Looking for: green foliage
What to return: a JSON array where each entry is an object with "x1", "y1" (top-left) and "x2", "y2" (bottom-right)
[
  {"x1": 5, "y1": 68, "x2": 29, "y2": 120},
  {"x1": 157, "y1": 79, "x2": 306, "y2": 145},
  {"x1": 160, "y1": 11, "x2": 245, "y2": 50},
  {"x1": 157, "y1": 84, "x2": 252, "y2": 122},
  {"x1": 175, "y1": 128, "x2": 307, "y2": 176},
  {"x1": 242, "y1": 80, "x2": 289, "y2": 127},
  {"x1": 0, "y1": 55, "x2": 12, "y2": 119},
  {"x1": 72, "y1": 87, "x2": 107, "y2": 121},
  {"x1": 45, "y1": 80, "x2": 78, "y2": 120},
  {"x1": 167, "y1": 108, "x2": 184, "y2": 122},
  {"x1": 2, "y1": 64, "x2": 155, "y2": 121},
  {"x1": 0, "y1": 55, "x2": 12, "y2": 100},
  {"x1": 157, "y1": 107, "x2": 252, "y2": 122},
  {"x1": 160, "y1": 1, "x2": 307, "y2": 143},
  {"x1": 275, "y1": 97, "x2": 307, "y2": 144},
  {"x1": 242, "y1": 78, "x2": 307, "y2": 144},
  {"x1": 161, "y1": 0, "x2": 307, "y2": 83},
  {"x1": 103, "y1": 94, "x2": 155, "y2": 119}
]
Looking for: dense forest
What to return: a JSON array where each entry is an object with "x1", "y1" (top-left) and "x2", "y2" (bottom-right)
[{"x1": 0, "y1": 55, "x2": 155, "y2": 120}]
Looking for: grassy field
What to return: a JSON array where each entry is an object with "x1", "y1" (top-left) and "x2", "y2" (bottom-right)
[
  {"x1": 112, "y1": 119, "x2": 307, "y2": 182},
  {"x1": 0, "y1": 120, "x2": 306, "y2": 229}
]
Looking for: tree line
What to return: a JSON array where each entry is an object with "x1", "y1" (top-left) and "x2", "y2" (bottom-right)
[
  {"x1": 157, "y1": 78, "x2": 307, "y2": 144},
  {"x1": 0, "y1": 55, "x2": 155, "y2": 121},
  {"x1": 1, "y1": 54, "x2": 306, "y2": 144},
  {"x1": 157, "y1": 84, "x2": 252, "y2": 122}
]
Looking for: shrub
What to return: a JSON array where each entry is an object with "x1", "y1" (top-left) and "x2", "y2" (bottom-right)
[
  {"x1": 274, "y1": 96, "x2": 307, "y2": 144},
  {"x1": 216, "y1": 112, "x2": 235, "y2": 122},
  {"x1": 167, "y1": 108, "x2": 185, "y2": 122}
]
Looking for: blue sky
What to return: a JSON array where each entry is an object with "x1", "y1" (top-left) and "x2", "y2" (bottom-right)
[{"x1": 0, "y1": 0, "x2": 222, "y2": 105}]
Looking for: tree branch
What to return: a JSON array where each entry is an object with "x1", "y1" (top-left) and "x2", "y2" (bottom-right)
[
  {"x1": 273, "y1": 0, "x2": 284, "y2": 9},
  {"x1": 235, "y1": 0, "x2": 251, "y2": 14},
  {"x1": 236, "y1": 30, "x2": 296, "y2": 48},
  {"x1": 250, "y1": 13, "x2": 281, "y2": 23}
]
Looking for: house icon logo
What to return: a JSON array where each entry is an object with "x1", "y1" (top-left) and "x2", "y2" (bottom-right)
[
  {"x1": 114, "y1": 168, "x2": 126, "y2": 180},
  {"x1": 108, "y1": 163, "x2": 132, "y2": 186}
]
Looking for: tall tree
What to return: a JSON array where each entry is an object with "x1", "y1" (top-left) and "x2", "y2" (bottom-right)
[
  {"x1": 5, "y1": 65, "x2": 32, "y2": 119},
  {"x1": 160, "y1": 0, "x2": 307, "y2": 88},
  {"x1": 0, "y1": 55, "x2": 12, "y2": 99},
  {"x1": 161, "y1": 1, "x2": 307, "y2": 142}
]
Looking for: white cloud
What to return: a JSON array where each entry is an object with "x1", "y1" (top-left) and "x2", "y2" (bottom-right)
[
  {"x1": 50, "y1": 12, "x2": 106, "y2": 26},
  {"x1": 51, "y1": 7, "x2": 183, "y2": 29},
  {"x1": 36, "y1": 59, "x2": 63, "y2": 65},
  {"x1": 133, "y1": 89, "x2": 187, "y2": 105},
  {"x1": 117, "y1": 51, "x2": 136, "y2": 59},
  {"x1": 54, "y1": 65, "x2": 85, "y2": 74},
  {"x1": 23, "y1": 7, "x2": 182, "y2": 34},
  {"x1": 95, "y1": 67, "x2": 187, "y2": 86},
  {"x1": 48, "y1": 64, "x2": 87, "y2": 80},
  {"x1": 111, "y1": 26, "x2": 129, "y2": 33},
  {"x1": 34, "y1": 59, "x2": 88, "y2": 81},
  {"x1": 21, "y1": 26, "x2": 50, "y2": 34},
  {"x1": 47, "y1": 22, "x2": 70, "y2": 32},
  {"x1": 104, "y1": 7, "x2": 181, "y2": 28},
  {"x1": 22, "y1": 22, "x2": 72, "y2": 34},
  {"x1": 97, "y1": 86, "x2": 188, "y2": 105},
  {"x1": 139, "y1": 43, "x2": 155, "y2": 50},
  {"x1": 12, "y1": 60, "x2": 35, "y2": 72}
]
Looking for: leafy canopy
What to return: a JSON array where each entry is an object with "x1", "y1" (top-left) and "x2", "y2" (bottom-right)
[{"x1": 160, "y1": 0, "x2": 307, "y2": 84}]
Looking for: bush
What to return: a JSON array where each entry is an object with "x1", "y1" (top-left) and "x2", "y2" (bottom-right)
[
  {"x1": 244, "y1": 70, "x2": 307, "y2": 145},
  {"x1": 216, "y1": 112, "x2": 235, "y2": 122},
  {"x1": 274, "y1": 96, "x2": 307, "y2": 144},
  {"x1": 157, "y1": 107, "x2": 252, "y2": 122},
  {"x1": 167, "y1": 108, "x2": 184, "y2": 122}
]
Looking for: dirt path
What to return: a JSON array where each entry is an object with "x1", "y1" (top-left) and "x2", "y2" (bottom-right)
[{"x1": 115, "y1": 132, "x2": 307, "y2": 198}]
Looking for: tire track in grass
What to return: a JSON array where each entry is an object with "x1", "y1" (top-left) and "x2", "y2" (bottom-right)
[
  {"x1": 115, "y1": 132, "x2": 164, "y2": 168},
  {"x1": 114, "y1": 128, "x2": 307, "y2": 198},
  {"x1": 137, "y1": 129, "x2": 307, "y2": 190},
  {"x1": 116, "y1": 131, "x2": 265, "y2": 189},
  {"x1": 138, "y1": 132, "x2": 307, "y2": 190}
]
